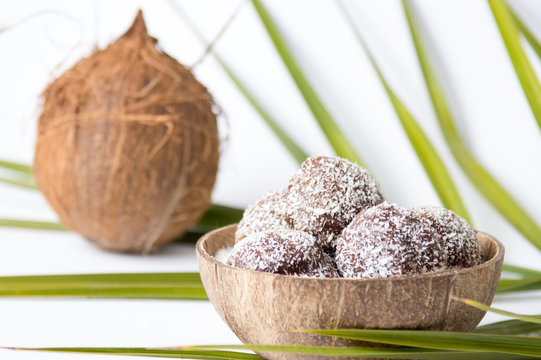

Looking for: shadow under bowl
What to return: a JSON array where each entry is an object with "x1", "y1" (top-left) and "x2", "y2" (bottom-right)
[{"x1": 196, "y1": 225, "x2": 504, "y2": 360}]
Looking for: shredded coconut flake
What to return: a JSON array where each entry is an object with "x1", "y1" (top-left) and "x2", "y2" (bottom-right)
[
  {"x1": 214, "y1": 246, "x2": 233, "y2": 263},
  {"x1": 285, "y1": 156, "x2": 384, "y2": 252},
  {"x1": 231, "y1": 155, "x2": 481, "y2": 280},
  {"x1": 235, "y1": 191, "x2": 291, "y2": 243},
  {"x1": 227, "y1": 230, "x2": 339, "y2": 278},
  {"x1": 336, "y1": 202, "x2": 446, "y2": 278},
  {"x1": 414, "y1": 206, "x2": 482, "y2": 268}
]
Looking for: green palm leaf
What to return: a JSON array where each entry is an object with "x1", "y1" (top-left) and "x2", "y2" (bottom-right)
[
  {"x1": 0, "y1": 218, "x2": 66, "y2": 231},
  {"x1": 198, "y1": 204, "x2": 243, "y2": 228},
  {"x1": 402, "y1": 0, "x2": 541, "y2": 251},
  {"x1": 498, "y1": 277, "x2": 541, "y2": 293},
  {"x1": 0, "y1": 159, "x2": 32, "y2": 174},
  {"x1": 509, "y1": 6, "x2": 541, "y2": 61},
  {"x1": 0, "y1": 218, "x2": 215, "y2": 243},
  {"x1": 499, "y1": 264, "x2": 541, "y2": 292},
  {"x1": 0, "y1": 272, "x2": 207, "y2": 300},
  {"x1": 489, "y1": 0, "x2": 541, "y2": 132},
  {"x1": 0, "y1": 270, "x2": 537, "y2": 303},
  {"x1": 0, "y1": 176, "x2": 37, "y2": 189},
  {"x1": 502, "y1": 264, "x2": 541, "y2": 277},
  {"x1": 0, "y1": 159, "x2": 244, "y2": 224},
  {"x1": 456, "y1": 297, "x2": 541, "y2": 324},
  {"x1": 475, "y1": 319, "x2": 541, "y2": 336},
  {"x1": 338, "y1": 1, "x2": 471, "y2": 223},
  {"x1": 0, "y1": 269, "x2": 539, "y2": 306},
  {"x1": 0, "y1": 158, "x2": 243, "y2": 232},
  {"x1": 251, "y1": 0, "x2": 365, "y2": 167},
  {"x1": 12, "y1": 344, "x2": 541, "y2": 359},
  {"x1": 11, "y1": 347, "x2": 263, "y2": 359},
  {"x1": 204, "y1": 344, "x2": 540, "y2": 359},
  {"x1": 305, "y1": 329, "x2": 541, "y2": 357},
  {"x1": 0, "y1": 160, "x2": 36, "y2": 189},
  {"x1": 166, "y1": 0, "x2": 307, "y2": 165}
]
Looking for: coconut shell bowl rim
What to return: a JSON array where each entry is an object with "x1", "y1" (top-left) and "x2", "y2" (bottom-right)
[{"x1": 196, "y1": 224, "x2": 504, "y2": 283}]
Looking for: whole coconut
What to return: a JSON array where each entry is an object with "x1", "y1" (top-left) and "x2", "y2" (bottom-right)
[{"x1": 34, "y1": 10, "x2": 219, "y2": 253}]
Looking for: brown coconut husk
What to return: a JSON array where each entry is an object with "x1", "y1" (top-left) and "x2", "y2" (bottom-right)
[
  {"x1": 198, "y1": 225, "x2": 504, "y2": 360},
  {"x1": 34, "y1": 10, "x2": 219, "y2": 253}
]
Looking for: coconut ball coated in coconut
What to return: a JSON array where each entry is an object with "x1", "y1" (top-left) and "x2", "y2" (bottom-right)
[
  {"x1": 227, "y1": 230, "x2": 339, "y2": 278},
  {"x1": 285, "y1": 156, "x2": 384, "y2": 253},
  {"x1": 414, "y1": 206, "x2": 482, "y2": 268},
  {"x1": 336, "y1": 202, "x2": 446, "y2": 278},
  {"x1": 235, "y1": 190, "x2": 291, "y2": 243}
]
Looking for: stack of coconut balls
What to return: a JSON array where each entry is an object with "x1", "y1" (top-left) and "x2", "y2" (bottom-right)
[{"x1": 226, "y1": 156, "x2": 483, "y2": 279}]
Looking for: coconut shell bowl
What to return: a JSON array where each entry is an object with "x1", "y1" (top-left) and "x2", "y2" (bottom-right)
[{"x1": 196, "y1": 224, "x2": 504, "y2": 360}]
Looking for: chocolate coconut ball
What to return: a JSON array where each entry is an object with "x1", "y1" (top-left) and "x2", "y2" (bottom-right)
[
  {"x1": 285, "y1": 156, "x2": 384, "y2": 253},
  {"x1": 227, "y1": 230, "x2": 339, "y2": 278},
  {"x1": 415, "y1": 206, "x2": 482, "y2": 268},
  {"x1": 235, "y1": 191, "x2": 290, "y2": 243},
  {"x1": 335, "y1": 202, "x2": 446, "y2": 278}
]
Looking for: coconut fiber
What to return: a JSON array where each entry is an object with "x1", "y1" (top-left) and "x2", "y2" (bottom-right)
[{"x1": 34, "y1": 10, "x2": 219, "y2": 253}]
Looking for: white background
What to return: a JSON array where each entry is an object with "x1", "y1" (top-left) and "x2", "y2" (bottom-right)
[{"x1": 1, "y1": 0, "x2": 541, "y2": 359}]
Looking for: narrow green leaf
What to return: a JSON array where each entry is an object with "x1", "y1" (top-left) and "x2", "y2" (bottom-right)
[
  {"x1": 497, "y1": 264, "x2": 541, "y2": 293},
  {"x1": 0, "y1": 160, "x2": 36, "y2": 189},
  {"x1": 502, "y1": 264, "x2": 541, "y2": 277},
  {"x1": 509, "y1": 6, "x2": 541, "y2": 61},
  {"x1": 337, "y1": 1, "x2": 471, "y2": 224},
  {"x1": 0, "y1": 218, "x2": 66, "y2": 231},
  {"x1": 0, "y1": 218, "x2": 209, "y2": 243},
  {"x1": 0, "y1": 198, "x2": 239, "y2": 237},
  {"x1": 11, "y1": 347, "x2": 262, "y2": 360},
  {"x1": 402, "y1": 0, "x2": 541, "y2": 252},
  {"x1": 0, "y1": 159, "x2": 32, "y2": 174},
  {"x1": 0, "y1": 176, "x2": 37, "y2": 190},
  {"x1": 306, "y1": 329, "x2": 541, "y2": 357},
  {"x1": 217, "y1": 62, "x2": 309, "y2": 165},
  {"x1": 489, "y1": 0, "x2": 541, "y2": 132},
  {"x1": 251, "y1": 0, "x2": 365, "y2": 166},
  {"x1": 176, "y1": 226, "x2": 212, "y2": 243},
  {"x1": 166, "y1": 0, "x2": 308, "y2": 165},
  {"x1": 201, "y1": 344, "x2": 535, "y2": 359},
  {"x1": 0, "y1": 163, "x2": 243, "y2": 231},
  {"x1": 498, "y1": 277, "x2": 541, "y2": 293},
  {"x1": 456, "y1": 297, "x2": 541, "y2": 324},
  {"x1": 0, "y1": 270, "x2": 537, "y2": 302},
  {"x1": 198, "y1": 204, "x2": 243, "y2": 228},
  {"x1": 12, "y1": 345, "x2": 538, "y2": 360},
  {"x1": 0, "y1": 209, "x2": 238, "y2": 233},
  {"x1": 0, "y1": 158, "x2": 243, "y2": 228},
  {"x1": 0, "y1": 272, "x2": 208, "y2": 300},
  {"x1": 0, "y1": 216, "x2": 211, "y2": 244},
  {"x1": 0, "y1": 159, "x2": 245, "y2": 226},
  {"x1": 475, "y1": 319, "x2": 541, "y2": 336},
  {"x1": 0, "y1": 270, "x2": 538, "y2": 301}
]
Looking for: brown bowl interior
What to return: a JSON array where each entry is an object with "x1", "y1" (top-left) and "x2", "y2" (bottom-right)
[{"x1": 197, "y1": 225, "x2": 504, "y2": 360}]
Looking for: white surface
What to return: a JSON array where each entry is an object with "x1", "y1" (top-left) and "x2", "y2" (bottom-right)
[{"x1": 0, "y1": 0, "x2": 541, "y2": 359}]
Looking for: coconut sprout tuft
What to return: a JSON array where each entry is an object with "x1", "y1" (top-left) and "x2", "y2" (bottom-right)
[{"x1": 34, "y1": 10, "x2": 220, "y2": 253}]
